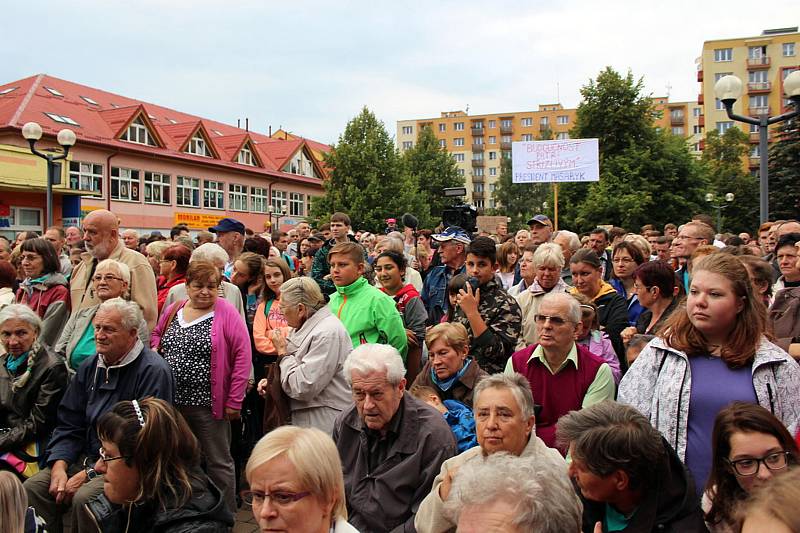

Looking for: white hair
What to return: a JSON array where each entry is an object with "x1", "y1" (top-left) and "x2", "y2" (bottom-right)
[
  {"x1": 473, "y1": 373, "x2": 536, "y2": 420},
  {"x1": 96, "y1": 297, "x2": 143, "y2": 331},
  {"x1": 343, "y1": 344, "x2": 406, "y2": 386},
  {"x1": 279, "y1": 277, "x2": 326, "y2": 315},
  {"x1": 554, "y1": 230, "x2": 581, "y2": 252},
  {"x1": 532, "y1": 242, "x2": 565, "y2": 270},
  {"x1": 443, "y1": 452, "x2": 582, "y2": 533},
  {"x1": 382, "y1": 237, "x2": 405, "y2": 253},
  {"x1": 96, "y1": 259, "x2": 131, "y2": 284},
  {"x1": 0, "y1": 304, "x2": 42, "y2": 333},
  {"x1": 515, "y1": 229, "x2": 530, "y2": 238},
  {"x1": 190, "y1": 243, "x2": 229, "y2": 267},
  {"x1": 540, "y1": 291, "x2": 581, "y2": 324},
  {"x1": 122, "y1": 229, "x2": 139, "y2": 238}
]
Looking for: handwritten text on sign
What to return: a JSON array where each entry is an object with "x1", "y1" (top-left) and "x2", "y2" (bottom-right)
[{"x1": 511, "y1": 139, "x2": 599, "y2": 183}]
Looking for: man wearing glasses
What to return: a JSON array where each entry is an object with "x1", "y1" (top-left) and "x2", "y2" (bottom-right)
[
  {"x1": 505, "y1": 292, "x2": 614, "y2": 452},
  {"x1": 24, "y1": 299, "x2": 174, "y2": 533},
  {"x1": 673, "y1": 221, "x2": 714, "y2": 293}
]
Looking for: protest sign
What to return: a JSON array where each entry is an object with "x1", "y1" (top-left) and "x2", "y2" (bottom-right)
[{"x1": 511, "y1": 139, "x2": 599, "y2": 183}]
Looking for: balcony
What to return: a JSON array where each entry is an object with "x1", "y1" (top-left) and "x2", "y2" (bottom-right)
[
  {"x1": 749, "y1": 156, "x2": 761, "y2": 168},
  {"x1": 539, "y1": 123, "x2": 550, "y2": 132},
  {"x1": 698, "y1": 115, "x2": 705, "y2": 127},
  {"x1": 472, "y1": 175, "x2": 484, "y2": 183},
  {"x1": 500, "y1": 125, "x2": 513, "y2": 134},
  {"x1": 698, "y1": 139, "x2": 705, "y2": 151},
  {"x1": 747, "y1": 56, "x2": 771, "y2": 69},
  {"x1": 471, "y1": 127, "x2": 484, "y2": 136},
  {"x1": 471, "y1": 159, "x2": 484, "y2": 168},
  {"x1": 500, "y1": 141, "x2": 512, "y2": 150},
  {"x1": 750, "y1": 132, "x2": 761, "y2": 143},
  {"x1": 472, "y1": 190, "x2": 485, "y2": 199},
  {"x1": 670, "y1": 114, "x2": 685, "y2": 126},
  {"x1": 747, "y1": 81, "x2": 772, "y2": 93},
  {"x1": 750, "y1": 106, "x2": 771, "y2": 117},
  {"x1": 697, "y1": 69, "x2": 703, "y2": 82},
  {"x1": 471, "y1": 143, "x2": 484, "y2": 152},
  {"x1": 698, "y1": 93, "x2": 704, "y2": 105}
]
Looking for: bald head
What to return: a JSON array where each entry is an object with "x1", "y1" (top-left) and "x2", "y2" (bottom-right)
[
  {"x1": 83, "y1": 210, "x2": 120, "y2": 260},
  {"x1": 777, "y1": 221, "x2": 800, "y2": 239}
]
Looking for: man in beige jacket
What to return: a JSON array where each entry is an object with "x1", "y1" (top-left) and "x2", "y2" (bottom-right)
[
  {"x1": 414, "y1": 373, "x2": 576, "y2": 533},
  {"x1": 69, "y1": 210, "x2": 157, "y2": 331}
]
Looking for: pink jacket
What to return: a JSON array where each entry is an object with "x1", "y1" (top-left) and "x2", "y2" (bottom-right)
[{"x1": 151, "y1": 298, "x2": 252, "y2": 420}]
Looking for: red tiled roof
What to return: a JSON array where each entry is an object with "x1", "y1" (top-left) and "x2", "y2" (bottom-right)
[{"x1": 0, "y1": 73, "x2": 329, "y2": 185}]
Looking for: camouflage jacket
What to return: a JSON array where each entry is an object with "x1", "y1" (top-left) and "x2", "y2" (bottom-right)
[{"x1": 454, "y1": 278, "x2": 522, "y2": 374}]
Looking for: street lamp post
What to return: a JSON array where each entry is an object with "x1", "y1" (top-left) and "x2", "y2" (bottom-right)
[
  {"x1": 706, "y1": 192, "x2": 734, "y2": 233},
  {"x1": 21, "y1": 122, "x2": 76, "y2": 228},
  {"x1": 267, "y1": 205, "x2": 286, "y2": 231},
  {"x1": 713, "y1": 71, "x2": 800, "y2": 224}
]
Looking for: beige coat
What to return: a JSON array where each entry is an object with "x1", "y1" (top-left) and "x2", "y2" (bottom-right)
[
  {"x1": 70, "y1": 244, "x2": 157, "y2": 331},
  {"x1": 414, "y1": 433, "x2": 571, "y2": 533}
]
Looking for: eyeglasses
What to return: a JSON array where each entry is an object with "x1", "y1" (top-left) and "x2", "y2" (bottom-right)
[
  {"x1": 612, "y1": 257, "x2": 635, "y2": 264},
  {"x1": 534, "y1": 314, "x2": 572, "y2": 326},
  {"x1": 98, "y1": 447, "x2": 129, "y2": 464},
  {"x1": 240, "y1": 490, "x2": 311, "y2": 507},
  {"x1": 20, "y1": 254, "x2": 41, "y2": 262},
  {"x1": 92, "y1": 275, "x2": 124, "y2": 283},
  {"x1": 726, "y1": 451, "x2": 791, "y2": 476}
]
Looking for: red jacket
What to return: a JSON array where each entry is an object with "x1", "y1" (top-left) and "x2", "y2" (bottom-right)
[
  {"x1": 156, "y1": 274, "x2": 186, "y2": 315},
  {"x1": 16, "y1": 273, "x2": 70, "y2": 348}
]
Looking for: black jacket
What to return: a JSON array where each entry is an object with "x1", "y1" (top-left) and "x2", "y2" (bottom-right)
[
  {"x1": 580, "y1": 438, "x2": 708, "y2": 533},
  {"x1": 595, "y1": 290, "x2": 630, "y2": 369},
  {"x1": 86, "y1": 472, "x2": 234, "y2": 533},
  {"x1": 0, "y1": 347, "x2": 68, "y2": 454}
]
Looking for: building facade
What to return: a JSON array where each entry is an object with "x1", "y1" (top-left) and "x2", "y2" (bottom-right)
[
  {"x1": 0, "y1": 74, "x2": 328, "y2": 239},
  {"x1": 697, "y1": 27, "x2": 799, "y2": 173}
]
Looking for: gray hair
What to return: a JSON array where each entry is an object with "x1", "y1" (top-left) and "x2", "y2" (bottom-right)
[
  {"x1": 473, "y1": 373, "x2": 535, "y2": 420},
  {"x1": 96, "y1": 297, "x2": 143, "y2": 332},
  {"x1": 556, "y1": 401, "x2": 665, "y2": 490},
  {"x1": 532, "y1": 242, "x2": 565, "y2": 270},
  {"x1": 191, "y1": 243, "x2": 229, "y2": 267},
  {"x1": 145, "y1": 240, "x2": 172, "y2": 260},
  {"x1": 443, "y1": 452, "x2": 582, "y2": 533},
  {"x1": 515, "y1": 229, "x2": 530, "y2": 239},
  {"x1": 343, "y1": 344, "x2": 406, "y2": 386},
  {"x1": 539, "y1": 291, "x2": 581, "y2": 324},
  {"x1": 382, "y1": 237, "x2": 405, "y2": 254},
  {"x1": 0, "y1": 304, "x2": 42, "y2": 334},
  {"x1": 554, "y1": 230, "x2": 581, "y2": 252},
  {"x1": 96, "y1": 259, "x2": 131, "y2": 284},
  {"x1": 122, "y1": 229, "x2": 139, "y2": 238},
  {"x1": 279, "y1": 277, "x2": 326, "y2": 316}
]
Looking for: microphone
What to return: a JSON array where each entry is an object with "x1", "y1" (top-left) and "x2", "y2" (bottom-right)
[{"x1": 401, "y1": 213, "x2": 419, "y2": 229}]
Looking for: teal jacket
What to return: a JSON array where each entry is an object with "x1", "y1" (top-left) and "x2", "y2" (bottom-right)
[{"x1": 328, "y1": 277, "x2": 409, "y2": 360}]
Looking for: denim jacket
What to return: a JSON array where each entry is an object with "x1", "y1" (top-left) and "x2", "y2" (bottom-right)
[{"x1": 420, "y1": 264, "x2": 465, "y2": 325}]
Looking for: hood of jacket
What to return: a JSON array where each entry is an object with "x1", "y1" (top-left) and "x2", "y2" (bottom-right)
[
  {"x1": 569, "y1": 280, "x2": 617, "y2": 302},
  {"x1": 387, "y1": 283, "x2": 420, "y2": 300},
  {"x1": 529, "y1": 276, "x2": 570, "y2": 296},
  {"x1": 21, "y1": 272, "x2": 69, "y2": 291}
]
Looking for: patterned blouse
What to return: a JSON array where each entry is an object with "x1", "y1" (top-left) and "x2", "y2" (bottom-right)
[{"x1": 161, "y1": 310, "x2": 214, "y2": 407}]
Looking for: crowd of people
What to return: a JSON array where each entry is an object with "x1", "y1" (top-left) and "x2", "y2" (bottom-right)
[{"x1": 0, "y1": 208, "x2": 799, "y2": 532}]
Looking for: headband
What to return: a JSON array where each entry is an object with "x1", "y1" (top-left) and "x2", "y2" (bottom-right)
[{"x1": 131, "y1": 399, "x2": 145, "y2": 428}]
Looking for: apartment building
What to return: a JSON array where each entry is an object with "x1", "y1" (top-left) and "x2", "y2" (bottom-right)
[
  {"x1": 0, "y1": 74, "x2": 327, "y2": 239},
  {"x1": 697, "y1": 27, "x2": 799, "y2": 173},
  {"x1": 396, "y1": 105, "x2": 576, "y2": 210},
  {"x1": 652, "y1": 97, "x2": 704, "y2": 154}
]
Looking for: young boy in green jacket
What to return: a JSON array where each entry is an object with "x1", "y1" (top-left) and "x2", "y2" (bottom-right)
[{"x1": 327, "y1": 242, "x2": 409, "y2": 359}]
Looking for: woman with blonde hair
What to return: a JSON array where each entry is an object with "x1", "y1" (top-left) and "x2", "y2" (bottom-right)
[
  {"x1": 495, "y1": 240, "x2": 520, "y2": 290},
  {"x1": 620, "y1": 253, "x2": 800, "y2": 496},
  {"x1": 738, "y1": 467, "x2": 800, "y2": 532},
  {"x1": 85, "y1": 398, "x2": 233, "y2": 531},
  {"x1": 0, "y1": 470, "x2": 46, "y2": 533},
  {"x1": 244, "y1": 425, "x2": 357, "y2": 532}
]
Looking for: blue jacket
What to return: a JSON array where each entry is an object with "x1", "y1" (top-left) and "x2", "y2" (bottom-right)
[
  {"x1": 421, "y1": 264, "x2": 466, "y2": 325},
  {"x1": 442, "y1": 399, "x2": 478, "y2": 454},
  {"x1": 46, "y1": 341, "x2": 174, "y2": 465},
  {"x1": 610, "y1": 279, "x2": 645, "y2": 326}
]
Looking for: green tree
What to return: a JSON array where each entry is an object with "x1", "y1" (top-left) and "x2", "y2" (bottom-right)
[
  {"x1": 310, "y1": 107, "x2": 426, "y2": 233},
  {"x1": 701, "y1": 128, "x2": 759, "y2": 233},
  {"x1": 556, "y1": 67, "x2": 706, "y2": 232},
  {"x1": 401, "y1": 125, "x2": 463, "y2": 227},
  {"x1": 768, "y1": 118, "x2": 800, "y2": 220}
]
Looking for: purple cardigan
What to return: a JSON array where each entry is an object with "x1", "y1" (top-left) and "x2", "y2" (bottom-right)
[{"x1": 151, "y1": 297, "x2": 252, "y2": 420}]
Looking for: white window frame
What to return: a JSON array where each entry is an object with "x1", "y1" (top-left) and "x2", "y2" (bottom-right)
[
  {"x1": 474, "y1": 167, "x2": 484, "y2": 177},
  {"x1": 251, "y1": 187, "x2": 267, "y2": 213},
  {"x1": 453, "y1": 153, "x2": 465, "y2": 162},
  {"x1": 454, "y1": 122, "x2": 464, "y2": 131},
  {"x1": 520, "y1": 118, "x2": 532, "y2": 127},
  {"x1": 203, "y1": 180, "x2": 224, "y2": 209},
  {"x1": 556, "y1": 132, "x2": 569, "y2": 140},
  {"x1": 176, "y1": 176, "x2": 200, "y2": 207},
  {"x1": 271, "y1": 189, "x2": 287, "y2": 212},
  {"x1": 229, "y1": 184, "x2": 248, "y2": 211},
  {"x1": 714, "y1": 48, "x2": 733, "y2": 62},
  {"x1": 439, "y1": 139, "x2": 446, "y2": 148},
  {"x1": 488, "y1": 136, "x2": 496, "y2": 144},
  {"x1": 489, "y1": 167, "x2": 497, "y2": 176},
  {"x1": 143, "y1": 172, "x2": 170, "y2": 205},
  {"x1": 521, "y1": 134, "x2": 533, "y2": 141},
  {"x1": 540, "y1": 116, "x2": 549, "y2": 125},
  {"x1": 439, "y1": 123, "x2": 446, "y2": 132},
  {"x1": 238, "y1": 145, "x2": 255, "y2": 166},
  {"x1": 717, "y1": 121, "x2": 734, "y2": 134},
  {"x1": 111, "y1": 167, "x2": 140, "y2": 202},
  {"x1": 557, "y1": 115, "x2": 569, "y2": 125},
  {"x1": 122, "y1": 117, "x2": 155, "y2": 146},
  {"x1": 488, "y1": 151, "x2": 497, "y2": 160},
  {"x1": 454, "y1": 138, "x2": 464, "y2": 147},
  {"x1": 488, "y1": 120, "x2": 496, "y2": 128},
  {"x1": 500, "y1": 119, "x2": 512, "y2": 128},
  {"x1": 402, "y1": 141, "x2": 413, "y2": 150},
  {"x1": 7, "y1": 206, "x2": 43, "y2": 233},
  {"x1": 68, "y1": 161, "x2": 103, "y2": 196},
  {"x1": 187, "y1": 133, "x2": 212, "y2": 157},
  {"x1": 402, "y1": 126, "x2": 413, "y2": 135},
  {"x1": 783, "y1": 42, "x2": 796, "y2": 57},
  {"x1": 43, "y1": 112, "x2": 79, "y2": 126},
  {"x1": 289, "y1": 192, "x2": 305, "y2": 217},
  {"x1": 671, "y1": 127, "x2": 684, "y2": 135}
]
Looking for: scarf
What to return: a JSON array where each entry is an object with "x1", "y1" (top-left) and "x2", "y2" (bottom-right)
[
  {"x1": 6, "y1": 350, "x2": 28, "y2": 373},
  {"x1": 4, "y1": 347, "x2": 37, "y2": 390},
  {"x1": 432, "y1": 358, "x2": 472, "y2": 392},
  {"x1": 20, "y1": 274, "x2": 51, "y2": 298}
]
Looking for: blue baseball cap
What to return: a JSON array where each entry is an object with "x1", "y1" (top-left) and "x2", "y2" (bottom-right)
[
  {"x1": 208, "y1": 217, "x2": 245, "y2": 234},
  {"x1": 432, "y1": 226, "x2": 471, "y2": 245},
  {"x1": 527, "y1": 214, "x2": 552, "y2": 227}
]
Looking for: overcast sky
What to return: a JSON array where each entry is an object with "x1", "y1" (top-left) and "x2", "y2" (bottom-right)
[{"x1": 5, "y1": 1, "x2": 797, "y2": 144}]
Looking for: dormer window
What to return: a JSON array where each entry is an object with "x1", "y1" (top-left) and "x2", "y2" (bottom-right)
[
  {"x1": 238, "y1": 145, "x2": 255, "y2": 166},
  {"x1": 44, "y1": 86, "x2": 64, "y2": 97},
  {"x1": 186, "y1": 132, "x2": 212, "y2": 157},
  {"x1": 122, "y1": 116, "x2": 156, "y2": 146}
]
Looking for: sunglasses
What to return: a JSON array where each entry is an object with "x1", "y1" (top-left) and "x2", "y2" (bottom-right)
[{"x1": 534, "y1": 314, "x2": 573, "y2": 326}]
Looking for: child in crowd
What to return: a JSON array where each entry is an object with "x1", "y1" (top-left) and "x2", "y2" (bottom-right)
[
  {"x1": 572, "y1": 293, "x2": 622, "y2": 384},
  {"x1": 443, "y1": 273, "x2": 469, "y2": 323},
  {"x1": 410, "y1": 384, "x2": 477, "y2": 453},
  {"x1": 626, "y1": 334, "x2": 655, "y2": 367}
]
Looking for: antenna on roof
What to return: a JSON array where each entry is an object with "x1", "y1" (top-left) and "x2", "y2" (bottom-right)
[
  {"x1": 665, "y1": 82, "x2": 672, "y2": 99},
  {"x1": 237, "y1": 119, "x2": 241, "y2": 128},
  {"x1": 246, "y1": 118, "x2": 249, "y2": 132},
  {"x1": 465, "y1": 104, "x2": 470, "y2": 115},
  {"x1": 269, "y1": 125, "x2": 272, "y2": 137}
]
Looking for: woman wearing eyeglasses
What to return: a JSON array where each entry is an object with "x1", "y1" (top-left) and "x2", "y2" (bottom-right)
[
  {"x1": 54, "y1": 259, "x2": 148, "y2": 372},
  {"x1": 620, "y1": 260, "x2": 680, "y2": 345},
  {"x1": 85, "y1": 398, "x2": 234, "y2": 532},
  {"x1": 702, "y1": 402, "x2": 798, "y2": 532},
  {"x1": 609, "y1": 241, "x2": 646, "y2": 326},
  {"x1": 243, "y1": 425, "x2": 358, "y2": 533},
  {"x1": 619, "y1": 253, "x2": 800, "y2": 497},
  {"x1": 15, "y1": 238, "x2": 69, "y2": 348}
]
